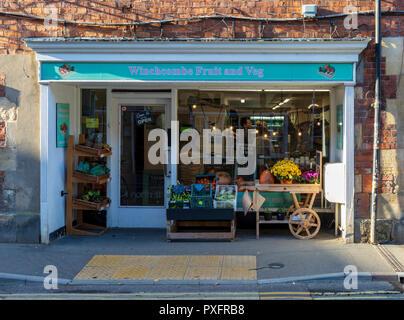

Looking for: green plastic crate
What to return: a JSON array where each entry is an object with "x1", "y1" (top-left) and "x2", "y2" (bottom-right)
[
  {"x1": 190, "y1": 184, "x2": 213, "y2": 208},
  {"x1": 190, "y1": 196, "x2": 213, "y2": 208}
]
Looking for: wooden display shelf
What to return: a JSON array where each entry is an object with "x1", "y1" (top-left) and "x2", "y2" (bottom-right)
[
  {"x1": 74, "y1": 144, "x2": 112, "y2": 158},
  {"x1": 239, "y1": 183, "x2": 322, "y2": 193},
  {"x1": 259, "y1": 217, "x2": 289, "y2": 224},
  {"x1": 66, "y1": 134, "x2": 110, "y2": 237},
  {"x1": 72, "y1": 171, "x2": 111, "y2": 184},
  {"x1": 72, "y1": 198, "x2": 110, "y2": 211},
  {"x1": 166, "y1": 208, "x2": 236, "y2": 241},
  {"x1": 68, "y1": 223, "x2": 110, "y2": 237}
]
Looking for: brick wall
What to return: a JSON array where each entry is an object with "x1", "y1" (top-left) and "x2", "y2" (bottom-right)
[{"x1": 0, "y1": 0, "x2": 403, "y2": 221}]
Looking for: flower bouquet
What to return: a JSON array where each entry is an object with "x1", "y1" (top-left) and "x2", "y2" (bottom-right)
[
  {"x1": 270, "y1": 159, "x2": 301, "y2": 184},
  {"x1": 301, "y1": 171, "x2": 319, "y2": 184}
]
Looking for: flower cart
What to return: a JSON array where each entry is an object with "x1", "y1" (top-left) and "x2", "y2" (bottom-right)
[{"x1": 239, "y1": 151, "x2": 323, "y2": 240}]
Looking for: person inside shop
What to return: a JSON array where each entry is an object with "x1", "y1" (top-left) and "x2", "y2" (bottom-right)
[{"x1": 239, "y1": 117, "x2": 256, "y2": 182}]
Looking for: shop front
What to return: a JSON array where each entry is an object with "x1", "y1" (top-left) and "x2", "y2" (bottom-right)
[{"x1": 25, "y1": 38, "x2": 369, "y2": 243}]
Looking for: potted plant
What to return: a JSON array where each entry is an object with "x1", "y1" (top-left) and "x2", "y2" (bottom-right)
[
  {"x1": 270, "y1": 159, "x2": 302, "y2": 184},
  {"x1": 276, "y1": 207, "x2": 287, "y2": 221},
  {"x1": 263, "y1": 208, "x2": 272, "y2": 221},
  {"x1": 301, "y1": 171, "x2": 319, "y2": 184}
]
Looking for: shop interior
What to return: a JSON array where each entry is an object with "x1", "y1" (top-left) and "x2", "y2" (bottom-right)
[{"x1": 177, "y1": 90, "x2": 330, "y2": 192}]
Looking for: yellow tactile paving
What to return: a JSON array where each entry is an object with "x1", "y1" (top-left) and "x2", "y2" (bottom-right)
[
  {"x1": 75, "y1": 266, "x2": 116, "y2": 280},
  {"x1": 146, "y1": 266, "x2": 187, "y2": 280},
  {"x1": 86, "y1": 255, "x2": 125, "y2": 267},
  {"x1": 112, "y1": 267, "x2": 148, "y2": 280},
  {"x1": 189, "y1": 255, "x2": 223, "y2": 267},
  {"x1": 220, "y1": 267, "x2": 257, "y2": 280},
  {"x1": 184, "y1": 267, "x2": 221, "y2": 280},
  {"x1": 222, "y1": 255, "x2": 256, "y2": 269},
  {"x1": 74, "y1": 255, "x2": 257, "y2": 281}
]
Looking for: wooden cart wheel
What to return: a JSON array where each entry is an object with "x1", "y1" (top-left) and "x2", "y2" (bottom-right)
[
  {"x1": 288, "y1": 208, "x2": 321, "y2": 240},
  {"x1": 286, "y1": 202, "x2": 307, "y2": 217}
]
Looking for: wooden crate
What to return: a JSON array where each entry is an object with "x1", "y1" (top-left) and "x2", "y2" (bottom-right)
[{"x1": 72, "y1": 198, "x2": 110, "y2": 211}]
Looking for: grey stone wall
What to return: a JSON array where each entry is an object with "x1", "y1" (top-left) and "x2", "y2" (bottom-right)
[{"x1": 0, "y1": 53, "x2": 40, "y2": 243}]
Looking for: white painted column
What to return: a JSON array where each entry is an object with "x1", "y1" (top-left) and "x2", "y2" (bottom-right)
[
  {"x1": 170, "y1": 89, "x2": 178, "y2": 185},
  {"x1": 341, "y1": 85, "x2": 355, "y2": 243},
  {"x1": 40, "y1": 84, "x2": 50, "y2": 244}
]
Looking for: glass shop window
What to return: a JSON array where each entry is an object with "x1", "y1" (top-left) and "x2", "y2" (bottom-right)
[
  {"x1": 176, "y1": 90, "x2": 330, "y2": 185},
  {"x1": 81, "y1": 89, "x2": 107, "y2": 144}
]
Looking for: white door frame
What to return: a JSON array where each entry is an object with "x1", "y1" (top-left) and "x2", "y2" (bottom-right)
[{"x1": 109, "y1": 94, "x2": 172, "y2": 228}]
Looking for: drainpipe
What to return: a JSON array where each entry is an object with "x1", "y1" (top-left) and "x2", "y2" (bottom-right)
[{"x1": 370, "y1": 0, "x2": 382, "y2": 244}]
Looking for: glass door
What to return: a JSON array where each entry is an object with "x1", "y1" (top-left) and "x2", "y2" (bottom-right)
[{"x1": 119, "y1": 104, "x2": 167, "y2": 208}]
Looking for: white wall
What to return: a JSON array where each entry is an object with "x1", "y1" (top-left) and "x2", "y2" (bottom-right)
[{"x1": 45, "y1": 84, "x2": 77, "y2": 238}]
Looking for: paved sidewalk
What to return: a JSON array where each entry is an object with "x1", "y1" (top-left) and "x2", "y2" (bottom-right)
[{"x1": 0, "y1": 228, "x2": 400, "y2": 283}]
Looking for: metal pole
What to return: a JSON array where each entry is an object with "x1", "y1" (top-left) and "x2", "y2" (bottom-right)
[{"x1": 370, "y1": 0, "x2": 382, "y2": 244}]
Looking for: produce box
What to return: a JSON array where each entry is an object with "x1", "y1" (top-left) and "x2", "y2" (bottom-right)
[
  {"x1": 214, "y1": 185, "x2": 237, "y2": 211},
  {"x1": 168, "y1": 201, "x2": 190, "y2": 209},
  {"x1": 190, "y1": 183, "x2": 213, "y2": 208},
  {"x1": 236, "y1": 192, "x2": 300, "y2": 210}
]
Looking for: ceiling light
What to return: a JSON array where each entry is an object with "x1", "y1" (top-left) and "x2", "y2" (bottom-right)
[
  {"x1": 192, "y1": 104, "x2": 197, "y2": 109},
  {"x1": 298, "y1": 131, "x2": 302, "y2": 136},
  {"x1": 240, "y1": 99, "x2": 246, "y2": 103}
]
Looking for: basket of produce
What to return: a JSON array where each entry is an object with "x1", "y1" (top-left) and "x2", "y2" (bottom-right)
[
  {"x1": 73, "y1": 161, "x2": 111, "y2": 183},
  {"x1": 195, "y1": 174, "x2": 216, "y2": 191},
  {"x1": 190, "y1": 183, "x2": 213, "y2": 208},
  {"x1": 73, "y1": 190, "x2": 110, "y2": 210},
  {"x1": 167, "y1": 184, "x2": 191, "y2": 209},
  {"x1": 213, "y1": 185, "x2": 237, "y2": 210},
  {"x1": 75, "y1": 143, "x2": 112, "y2": 157}
]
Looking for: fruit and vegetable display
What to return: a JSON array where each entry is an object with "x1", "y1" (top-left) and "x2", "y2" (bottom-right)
[
  {"x1": 214, "y1": 185, "x2": 237, "y2": 209},
  {"x1": 76, "y1": 161, "x2": 110, "y2": 176},
  {"x1": 167, "y1": 184, "x2": 191, "y2": 208},
  {"x1": 80, "y1": 189, "x2": 105, "y2": 203},
  {"x1": 195, "y1": 174, "x2": 216, "y2": 191},
  {"x1": 215, "y1": 187, "x2": 236, "y2": 201}
]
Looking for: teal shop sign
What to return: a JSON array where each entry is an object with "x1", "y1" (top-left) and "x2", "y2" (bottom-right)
[
  {"x1": 56, "y1": 103, "x2": 69, "y2": 148},
  {"x1": 41, "y1": 62, "x2": 353, "y2": 81}
]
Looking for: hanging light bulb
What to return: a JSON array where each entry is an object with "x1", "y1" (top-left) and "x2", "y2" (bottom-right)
[
  {"x1": 264, "y1": 133, "x2": 268, "y2": 138},
  {"x1": 316, "y1": 120, "x2": 321, "y2": 126},
  {"x1": 298, "y1": 131, "x2": 302, "y2": 136},
  {"x1": 229, "y1": 126, "x2": 233, "y2": 130},
  {"x1": 192, "y1": 104, "x2": 197, "y2": 109},
  {"x1": 272, "y1": 131, "x2": 277, "y2": 136}
]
